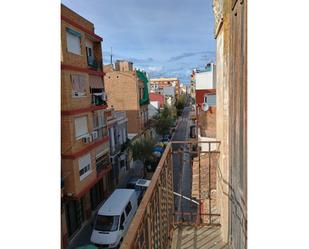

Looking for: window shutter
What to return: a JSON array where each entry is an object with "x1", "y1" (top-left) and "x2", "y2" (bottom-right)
[
  {"x1": 71, "y1": 74, "x2": 86, "y2": 96},
  {"x1": 79, "y1": 153, "x2": 91, "y2": 170},
  {"x1": 207, "y1": 95, "x2": 216, "y2": 106},
  {"x1": 66, "y1": 30, "x2": 81, "y2": 55},
  {"x1": 78, "y1": 75, "x2": 86, "y2": 93},
  {"x1": 75, "y1": 116, "x2": 88, "y2": 138}
]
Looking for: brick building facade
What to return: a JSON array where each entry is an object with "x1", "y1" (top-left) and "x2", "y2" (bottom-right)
[
  {"x1": 104, "y1": 60, "x2": 150, "y2": 139},
  {"x1": 61, "y1": 5, "x2": 115, "y2": 248}
]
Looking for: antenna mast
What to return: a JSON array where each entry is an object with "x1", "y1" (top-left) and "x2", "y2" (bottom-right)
[{"x1": 110, "y1": 47, "x2": 113, "y2": 65}]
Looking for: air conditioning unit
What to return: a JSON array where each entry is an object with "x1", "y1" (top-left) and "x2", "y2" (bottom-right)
[
  {"x1": 202, "y1": 102, "x2": 209, "y2": 112},
  {"x1": 92, "y1": 131, "x2": 98, "y2": 140},
  {"x1": 82, "y1": 134, "x2": 92, "y2": 144}
]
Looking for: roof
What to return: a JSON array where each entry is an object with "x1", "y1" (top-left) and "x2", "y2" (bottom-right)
[
  {"x1": 136, "y1": 179, "x2": 151, "y2": 187},
  {"x1": 98, "y1": 189, "x2": 136, "y2": 216},
  {"x1": 150, "y1": 77, "x2": 178, "y2": 82}
]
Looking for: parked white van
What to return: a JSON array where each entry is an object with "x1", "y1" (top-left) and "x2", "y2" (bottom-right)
[{"x1": 90, "y1": 189, "x2": 138, "y2": 249}]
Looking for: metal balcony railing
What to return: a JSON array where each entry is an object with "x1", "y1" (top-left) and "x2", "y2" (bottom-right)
[
  {"x1": 93, "y1": 126, "x2": 108, "y2": 139},
  {"x1": 120, "y1": 140, "x2": 221, "y2": 249},
  {"x1": 121, "y1": 142, "x2": 174, "y2": 249},
  {"x1": 110, "y1": 143, "x2": 121, "y2": 156}
]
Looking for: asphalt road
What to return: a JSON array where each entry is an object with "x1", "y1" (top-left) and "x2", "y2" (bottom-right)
[{"x1": 172, "y1": 106, "x2": 198, "y2": 223}]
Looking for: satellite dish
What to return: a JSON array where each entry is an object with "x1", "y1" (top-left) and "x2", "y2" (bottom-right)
[{"x1": 202, "y1": 102, "x2": 209, "y2": 112}]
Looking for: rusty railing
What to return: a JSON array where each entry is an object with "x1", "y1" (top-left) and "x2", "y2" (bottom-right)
[
  {"x1": 121, "y1": 140, "x2": 220, "y2": 249},
  {"x1": 120, "y1": 143, "x2": 174, "y2": 249}
]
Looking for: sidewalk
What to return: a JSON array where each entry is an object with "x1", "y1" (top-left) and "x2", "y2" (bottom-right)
[{"x1": 67, "y1": 203, "x2": 103, "y2": 249}]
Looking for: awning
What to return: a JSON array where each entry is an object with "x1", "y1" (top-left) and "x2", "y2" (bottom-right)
[{"x1": 89, "y1": 75, "x2": 103, "y2": 89}]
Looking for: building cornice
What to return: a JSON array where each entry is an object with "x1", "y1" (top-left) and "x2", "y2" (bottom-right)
[
  {"x1": 61, "y1": 64, "x2": 105, "y2": 77},
  {"x1": 61, "y1": 136, "x2": 109, "y2": 159},
  {"x1": 61, "y1": 105, "x2": 108, "y2": 116},
  {"x1": 61, "y1": 15, "x2": 103, "y2": 41}
]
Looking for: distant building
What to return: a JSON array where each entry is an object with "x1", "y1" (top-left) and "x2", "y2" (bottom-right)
[
  {"x1": 195, "y1": 63, "x2": 216, "y2": 108},
  {"x1": 104, "y1": 60, "x2": 150, "y2": 139},
  {"x1": 162, "y1": 86, "x2": 176, "y2": 106},
  {"x1": 149, "y1": 92, "x2": 165, "y2": 118},
  {"x1": 150, "y1": 77, "x2": 180, "y2": 98},
  {"x1": 106, "y1": 110, "x2": 129, "y2": 187}
]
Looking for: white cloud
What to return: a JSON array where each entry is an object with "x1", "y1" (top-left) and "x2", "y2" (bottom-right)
[{"x1": 147, "y1": 66, "x2": 164, "y2": 72}]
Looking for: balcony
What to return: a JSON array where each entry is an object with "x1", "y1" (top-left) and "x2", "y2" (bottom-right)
[
  {"x1": 92, "y1": 126, "x2": 108, "y2": 140},
  {"x1": 115, "y1": 111, "x2": 127, "y2": 120},
  {"x1": 120, "y1": 140, "x2": 226, "y2": 249},
  {"x1": 87, "y1": 56, "x2": 102, "y2": 70},
  {"x1": 96, "y1": 153, "x2": 111, "y2": 177},
  {"x1": 91, "y1": 92, "x2": 107, "y2": 106},
  {"x1": 110, "y1": 142, "x2": 121, "y2": 156}
]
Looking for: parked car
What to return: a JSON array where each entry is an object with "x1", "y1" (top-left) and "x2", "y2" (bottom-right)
[
  {"x1": 90, "y1": 189, "x2": 138, "y2": 249},
  {"x1": 126, "y1": 178, "x2": 151, "y2": 204}
]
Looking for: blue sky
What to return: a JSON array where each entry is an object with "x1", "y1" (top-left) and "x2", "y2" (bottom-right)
[{"x1": 61, "y1": 0, "x2": 216, "y2": 84}]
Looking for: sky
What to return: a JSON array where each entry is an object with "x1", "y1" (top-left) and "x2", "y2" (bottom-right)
[{"x1": 61, "y1": 0, "x2": 216, "y2": 84}]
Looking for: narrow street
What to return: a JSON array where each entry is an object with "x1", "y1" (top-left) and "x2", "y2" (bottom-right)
[{"x1": 172, "y1": 105, "x2": 198, "y2": 223}]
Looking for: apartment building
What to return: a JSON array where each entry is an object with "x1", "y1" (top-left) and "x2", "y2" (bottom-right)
[
  {"x1": 214, "y1": 0, "x2": 247, "y2": 248},
  {"x1": 150, "y1": 77, "x2": 180, "y2": 99},
  {"x1": 104, "y1": 60, "x2": 150, "y2": 139},
  {"x1": 61, "y1": 5, "x2": 114, "y2": 248},
  {"x1": 106, "y1": 110, "x2": 129, "y2": 186},
  {"x1": 195, "y1": 62, "x2": 216, "y2": 108},
  {"x1": 162, "y1": 86, "x2": 176, "y2": 106}
]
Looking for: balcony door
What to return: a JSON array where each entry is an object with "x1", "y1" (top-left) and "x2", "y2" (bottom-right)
[{"x1": 85, "y1": 40, "x2": 94, "y2": 65}]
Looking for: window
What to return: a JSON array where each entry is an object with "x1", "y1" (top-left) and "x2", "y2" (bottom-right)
[
  {"x1": 66, "y1": 28, "x2": 81, "y2": 55},
  {"x1": 93, "y1": 111, "x2": 105, "y2": 129},
  {"x1": 95, "y1": 215, "x2": 119, "y2": 232},
  {"x1": 125, "y1": 202, "x2": 132, "y2": 216},
  {"x1": 204, "y1": 95, "x2": 207, "y2": 103},
  {"x1": 86, "y1": 40, "x2": 94, "y2": 65},
  {"x1": 86, "y1": 46, "x2": 92, "y2": 57},
  {"x1": 75, "y1": 116, "x2": 88, "y2": 139},
  {"x1": 79, "y1": 153, "x2": 91, "y2": 181},
  {"x1": 71, "y1": 74, "x2": 86, "y2": 97},
  {"x1": 120, "y1": 212, "x2": 125, "y2": 229}
]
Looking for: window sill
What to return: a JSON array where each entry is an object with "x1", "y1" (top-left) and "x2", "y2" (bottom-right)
[
  {"x1": 80, "y1": 170, "x2": 92, "y2": 181},
  {"x1": 75, "y1": 133, "x2": 90, "y2": 140},
  {"x1": 66, "y1": 49, "x2": 83, "y2": 57},
  {"x1": 72, "y1": 94, "x2": 87, "y2": 98}
]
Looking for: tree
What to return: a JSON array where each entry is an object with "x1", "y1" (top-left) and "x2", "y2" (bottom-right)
[
  {"x1": 152, "y1": 105, "x2": 175, "y2": 136},
  {"x1": 130, "y1": 136, "x2": 156, "y2": 163},
  {"x1": 176, "y1": 94, "x2": 187, "y2": 116}
]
